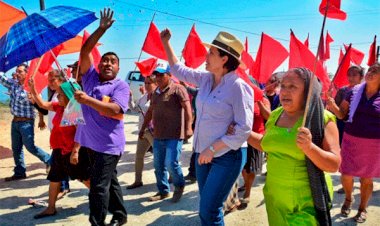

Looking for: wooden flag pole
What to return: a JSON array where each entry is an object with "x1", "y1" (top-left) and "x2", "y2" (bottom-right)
[{"x1": 301, "y1": 0, "x2": 329, "y2": 127}]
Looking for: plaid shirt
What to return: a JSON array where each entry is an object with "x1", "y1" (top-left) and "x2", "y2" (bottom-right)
[{"x1": 0, "y1": 73, "x2": 35, "y2": 118}]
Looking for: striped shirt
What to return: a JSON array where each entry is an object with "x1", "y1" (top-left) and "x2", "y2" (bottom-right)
[{"x1": 0, "y1": 73, "x2": 35, "y2": 118}]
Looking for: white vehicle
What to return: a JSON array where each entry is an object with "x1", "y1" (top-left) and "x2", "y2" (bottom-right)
[{"x1": 125, "y1": 70, "x2": 145, "y2": 102}]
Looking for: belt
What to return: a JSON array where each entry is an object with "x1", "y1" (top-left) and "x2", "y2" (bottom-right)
[{"x1": 13, "y1": 116, "x2": 33, "y2": 122}]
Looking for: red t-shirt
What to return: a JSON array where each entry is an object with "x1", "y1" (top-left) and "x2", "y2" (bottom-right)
[
  {"x1": 50, "y1": 102, "x2": 76, "y2": 155},
  {"x1": 252, "y1": 101, "x2": 266, "y2": 134}
]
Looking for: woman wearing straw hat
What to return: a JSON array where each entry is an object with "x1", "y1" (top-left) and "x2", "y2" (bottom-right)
[{"x1": 161, "y1": 29, "x2": 253, "y2": 225}]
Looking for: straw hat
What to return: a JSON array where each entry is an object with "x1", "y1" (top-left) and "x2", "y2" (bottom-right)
[{"x1": 204, "y1": 31, "x2": 246, "y2": 68}]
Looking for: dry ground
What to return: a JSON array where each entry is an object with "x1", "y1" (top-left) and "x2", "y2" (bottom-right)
[{"x1": 0, "y1": 106, "x2": 379, "y2": 226}]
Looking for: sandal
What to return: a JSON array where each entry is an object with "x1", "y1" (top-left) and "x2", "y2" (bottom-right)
[
  {"x1": 354, "y1": 209, "x2": 367, "y2": 223},
  {"x1": 340, "y1": 197, "x2": 354, "y2": 217},
  {"x1": 237, "y1": 197, "x2": 250, "y2": 210}
]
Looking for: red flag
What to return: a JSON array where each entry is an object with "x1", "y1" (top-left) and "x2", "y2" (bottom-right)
[
  {"x1": 241, "y1": 37, "x2": 255, "y2": 78},
  {"x1": 289, "y1": 31, "x2": 330, "y2": 92},
  {"x1": 304, "y1": 33, "x2": 309, "y2": 48},
  {"x1": 324, "y1": 31, "x2": 334, "y2": 60},
  {"x1": 334, "y1": 46, "x2": 352, "y2": 88},
  {"x1": 253, "y1": 33, "x2": 288, "y2": 83},
  {"x1": 318, "y1": 32, "x2": 325, "y2": 61},
  {"x1": 142, "y1": 22, "x2": 168, "y2": 60},
  {"x1": 135, "y1": 57, "x2": 158, "y2": 77},
  {"x1": 24, "y1": 45, "x2": 63, "y2": 93},
  {"x1": 182, "y1": 25, "x2": 207, "y2": 69},
  {"x1": 319, "y1": 0, "x2": 347, "y2": 20},
  {"x1": 236, "y1": 67, "x2": 264, "y2": 102},
  {"x1": 344, "y1": 44, "x2": 364, "y2": 65},
  {"x1": 367, "y1": 35, "x2": 377, "y2": 66},
  {"x1": 82, "y1": 30, "x2": 102, "y2": 72},
  {"x1": 338, "y1": 48, "x2": 344, "y2": 63}
]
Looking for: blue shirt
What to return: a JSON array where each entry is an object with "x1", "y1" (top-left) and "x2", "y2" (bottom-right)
[
  {"x1": 171, "y1": 63, "x2": 253, "y2": 157},
  {"x1": 0, "y1": 73, "x2": 35, "y2": 118},
  {"x1": 74, "y1": 66, "x2": 130, "y2": 155}
]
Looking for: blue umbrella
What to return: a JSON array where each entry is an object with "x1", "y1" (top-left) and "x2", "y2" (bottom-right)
[{"x1": 0, "y1": 5, "x2": 97, "y2": 72}]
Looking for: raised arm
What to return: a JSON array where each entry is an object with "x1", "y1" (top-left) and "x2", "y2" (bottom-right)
[
  {"x1": 326, "y1": 96, "x2": 350, "y2": 120},
  {"x1": 160, "y1": 29, "x2": 179, "y2": 67},
  {"x1": 79, "y1": 8, "x2": 115, "y2": 78},
  {"x1": 28, "y1": 78, "x2": 54, "y2": 111}
]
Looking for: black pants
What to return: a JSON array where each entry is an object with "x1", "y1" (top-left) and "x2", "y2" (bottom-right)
[
  {"x1": 86, "y1": 147, "x2": 127, "y2": 226},
  {"x1": 188, "y1": 150, "x2": 196, "y2": 177}
]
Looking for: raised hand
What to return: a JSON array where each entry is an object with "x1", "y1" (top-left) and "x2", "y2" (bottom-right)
[
  {"x1": 99, "y1": 8, "x2": 115, "y2": 30},
  {"x1": 28, "y1": 77, "x2": 36, "y2": 94},
  {"x1": 160, "y1": 28, "x2": 172, "y2": 43}
]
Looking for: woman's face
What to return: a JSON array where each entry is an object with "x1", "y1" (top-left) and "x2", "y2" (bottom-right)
[
  {"x1": 365, "y1": 66, "x2": 380, "y2": 86},
  {"x1": 144, "y1": 77, "x2": 157, "y2": 94},
  {"x1": 205, "y1": 46, "x2": 227, "y2": 73},
  {"x1": 56, "y1": 87, "x2": 69, "y2": 107},
  {"x1": 48, "y1": 73, "x2": 62, "y2": 90},
  {"x1": 347, "y1": 69, "x2": 362, "y2": 87},
  {"x1": 279, "y1": 71, "x2": 306, "y2": 113}
]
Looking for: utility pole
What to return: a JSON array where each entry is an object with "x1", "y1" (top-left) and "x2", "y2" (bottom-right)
[{"x1": 39, "y1": 0, "x2": 45, "y2": 10}]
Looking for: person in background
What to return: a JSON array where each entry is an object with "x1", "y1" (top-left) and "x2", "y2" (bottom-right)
[
  {"x1": 247, "y1": 68, "x2": 340, "y2": 225},
  {"x1": 139, "y1": 62, "x2": 192, "y2": 203},
  {"x1": 264, "y1": 73, "x2": 281, "y2": 111},
  {"x1": 327, "y1": 63, "x2": 380, "y2": 223},
  {"x1": 29, "y1": 78, "x2": 90, "y2": 219},
  {"x1": 74, "y1": 9, "x2": 129, "y2": 226},
  {"x1": 0, "y1": 63, "x2": 50, "y2": 181},
  {"x1": 127, "y1": 75, "x2": 157, "y2": 189},
  {"x1": 161, "y1": 29, "x2": 253, "y2": 225}
]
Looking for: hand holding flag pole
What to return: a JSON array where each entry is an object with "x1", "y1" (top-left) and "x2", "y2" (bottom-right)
[{"x1": 301, "y1": 0, "x2": 330, "y2": 127}]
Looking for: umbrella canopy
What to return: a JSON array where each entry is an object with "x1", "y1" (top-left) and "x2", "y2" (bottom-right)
[{"x1": 0, "y1": 5, "x2": 97, "y2": 72}]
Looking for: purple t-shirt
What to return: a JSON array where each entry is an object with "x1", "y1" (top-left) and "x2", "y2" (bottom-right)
[
  {"x1": 75, "y1": 65, "x2": 130, "y2": 155},
  {"x1": 344, "y1": 88, "x2": 380, "y2": 139}
]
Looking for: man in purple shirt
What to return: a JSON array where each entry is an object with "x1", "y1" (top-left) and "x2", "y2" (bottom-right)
[{"x1": 74, "y1": 8, "x2": 128, "y2": 226}]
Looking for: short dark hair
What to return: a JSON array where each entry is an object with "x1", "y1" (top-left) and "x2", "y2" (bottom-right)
[
  {"x1": 17, "y1": 63, "x2": 29, "y2": 72},
  {"x1": 101, "y1": 52, "x2": 120, "y2": 64},
  {"x1": 49, "y1": 69, "x2": 66, "y2": 82},
  {"x1": 347, "y1": 65, "x2": 364, "y2": 77},
  {"x1": 216, "y1": 48, "x2": 240, "y2": 72}
]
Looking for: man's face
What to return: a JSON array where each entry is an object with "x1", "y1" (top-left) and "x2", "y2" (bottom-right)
[
  {"x1": 15, "y1": 66, "x2": 27, "y2": 85},
  {"x1": 155, "y1": 72, "x2": 171, "y2": 90},
  {"x1": 98, "y1": 54, "x2": 119, "y2": 82}
]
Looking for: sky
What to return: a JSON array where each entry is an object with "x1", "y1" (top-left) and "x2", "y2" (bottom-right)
[{"x1": 1, "y1": 0, "x2": 380, "y2": 85}]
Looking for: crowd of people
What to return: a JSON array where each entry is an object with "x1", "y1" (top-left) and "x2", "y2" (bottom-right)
[{"x1": 0, "y1": 7, "x2": 379, "y2": 226}]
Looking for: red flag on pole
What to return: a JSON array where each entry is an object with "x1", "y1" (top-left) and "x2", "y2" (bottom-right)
[
  {"x1": 182, "y1": 25, "x2": 207, "y2": 69},
  {"x1": 344, "y1": 44, "x2": 364, "y2": 65},
  {"x1": 241, "y1": 37, "x2": 255, "y2": 78},
  {"x1": 24, "y1": 45, "x2": 63, "y2": 93},
  {"x1": 319, "y1": 0, "x2": 347, "y2": 20},
  {"x1": 142, "y1": 22, "x2": 168, "y2": 60},
  {"x1": 324, "y1": 31, "x2": 334, "y2": 60},
  {"x1": 304, "y1": 33, "x2": 310, "y2": 48},
  {"x1": 135, "y1": 57, "x2": 158, "y2": 77},
  {"x1": 82, "y1": 30, "x2": 102, "y2": 72},
  {"x1": 253, "y1": 33, "x2": 288, "y2": 83},
  {"x1": 289, "y1": 31, "x2": 330, "y2": 92},
  {"x1": 236, "y1": 67, "x2": 264, "y2": 102},
  {"x1": 367, "y1": 35, "x2": 377, "y2": 66},
  {"x1": 334, "y1": 46, "x2": 352, "y2": 88}
]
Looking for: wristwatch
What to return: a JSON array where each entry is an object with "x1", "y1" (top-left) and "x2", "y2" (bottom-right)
[{"x1": 209, "y1": 145, "x2": 216, "y2": 154}]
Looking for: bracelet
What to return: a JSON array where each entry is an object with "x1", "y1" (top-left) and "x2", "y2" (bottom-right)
[{"x1": 209, "y1": 145, "x2": 216, "y2": 154}]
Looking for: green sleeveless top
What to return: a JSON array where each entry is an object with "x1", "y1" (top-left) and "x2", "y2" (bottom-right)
[{"x1": 261, "y1": 107, "x2": 336, "y2": 226}]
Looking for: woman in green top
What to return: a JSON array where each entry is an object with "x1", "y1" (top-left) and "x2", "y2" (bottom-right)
[{"x1": 247, "y1": 68, "x2": 341, "y2": 225}]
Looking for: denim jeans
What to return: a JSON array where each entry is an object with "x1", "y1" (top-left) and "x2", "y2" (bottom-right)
[
  {"x1": 196, "y1": 148, "x2": 246, "y2": 226},
  {"x1": 86, "y1": 148, "x2": 127, "y2": 226},
  {"x1": 153, "y1": 139, "x2": 185, "y2": 194},
  {"x1": 11, "y1": 120, "x2": 50, "y2": 176}
]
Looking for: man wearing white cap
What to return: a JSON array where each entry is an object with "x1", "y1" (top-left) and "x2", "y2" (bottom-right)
[{"x1": 139, "y1": 62, "x2": 193, "y2": 203}]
